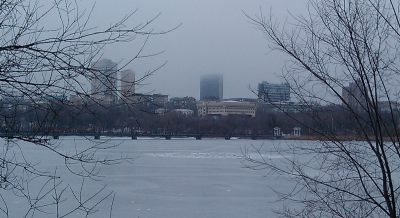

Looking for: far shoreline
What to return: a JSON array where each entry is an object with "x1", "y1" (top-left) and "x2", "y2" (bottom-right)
[{"x1": 283, "y1": 134, "x2": 397, "y2": 142}]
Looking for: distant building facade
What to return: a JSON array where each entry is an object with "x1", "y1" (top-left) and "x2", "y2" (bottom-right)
[
  {"x1": 120, "y1": 69, "x2": 135, "y2": 101},
  {"x1": 258, "y1": 101, "x2": 309, "y2": 113},
  {"x1": 200, "y1": 74, "x2": 223, "y2": 101},
  {"x1": 168, "y1": 96, "x2": 197, "y2": 111},
  {"x1": 342, "y1": 80, "x2": 366, "y2": 110},
  {"x1": 91, "y1": 59, "x2": 118, "y2": 104},
  {"x1": 169, "y1": 96, "x2": 196, "y2": 106},
  {"x1": 258, "y1": 82, "x2": 290, "y2": 102},
  {"x1": 173, "y1": 109, "x2": 194, "y2": 116},
  {"x1": 69, "y1": 94, "x2": 86, "y2": 106},
  {"x1": 226, "y1": 98, "x2": 258, "y2": 103},
  {"x1": 131, "y1": 94, "x2": 168, "y2": 105},
  {"x1": 197, "y1": 100, "x2": 256, "y2": 117}
]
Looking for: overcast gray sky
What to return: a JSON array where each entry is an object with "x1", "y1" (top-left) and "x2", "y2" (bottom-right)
[{"x1": 79, "y1": 0, "x2": 308, "y2": 99}]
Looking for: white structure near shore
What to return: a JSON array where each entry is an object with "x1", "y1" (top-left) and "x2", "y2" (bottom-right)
[{"x1": 196, "y1": 100, "x2": 256, "y2": 117}]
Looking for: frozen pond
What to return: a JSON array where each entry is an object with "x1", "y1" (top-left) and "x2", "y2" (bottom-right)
[{"x1": 3, "y1": 137, "x2": 297, "y2": 218}]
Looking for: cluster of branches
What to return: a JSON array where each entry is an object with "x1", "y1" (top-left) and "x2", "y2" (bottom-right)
[
  {"x1": 243, "y1": 0, "x2": 400, "y2": 217},
  {"x1": 0, "y1": 0, "x2": 174, "y2": 217}
]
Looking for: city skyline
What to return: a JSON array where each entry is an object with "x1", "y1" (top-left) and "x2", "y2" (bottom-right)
[
  {"x1": 88, "y1": 59, "x2": 290, "y2": 101},
  {"x1": 73, "y1": 0, "x2": 309, "y2": 99}
]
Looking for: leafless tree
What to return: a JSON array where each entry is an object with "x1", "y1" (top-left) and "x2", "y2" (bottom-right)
[
  {"x1": 243, "y1": 0, "x2": 400, "y2": 217},
  {"x1": 0, "y1": 0, "x2": 174, "y2": 217}
]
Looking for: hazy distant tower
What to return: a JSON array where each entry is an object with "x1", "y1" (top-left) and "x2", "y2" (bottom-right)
[
  {"x1": 200, "y1": 74, "x2": 223, "y2": 101},
  {"x1": 91, "y1": 59, "x2": 118, "y2": 103},
  {"x1": 342, "y1": 79, "x2": 366, "y2": 110},
  {"x1": 120, "y1": 69, "x2": 135, "y2": 99}
]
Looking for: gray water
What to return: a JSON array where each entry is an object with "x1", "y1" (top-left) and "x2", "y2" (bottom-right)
[{"x1": 4, "y1": 137, "x2": 296, "y2": 218}]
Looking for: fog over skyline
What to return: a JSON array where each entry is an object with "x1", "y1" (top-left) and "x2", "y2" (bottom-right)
[{"x1": 78, "y1": 0, "x2": 308, "y2": 99}]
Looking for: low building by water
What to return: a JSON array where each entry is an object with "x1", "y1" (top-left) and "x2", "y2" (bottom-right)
[{"x1": 196, "y1": 100, "x2": 256, "y2": 117}]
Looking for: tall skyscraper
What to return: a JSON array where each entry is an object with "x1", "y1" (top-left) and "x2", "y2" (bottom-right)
[
  {"x1": 258, "y1": 81, "x2": 290, "y2": 102},
  {"x1": 120, "y1": 69, "x2": 135, "y2": 99},
  {"x1": 200, "y1": 74, "x2": 223, "y2": 101},
  {"x1": 91, "y1": 59, "x2": 118, "y2": 103}
]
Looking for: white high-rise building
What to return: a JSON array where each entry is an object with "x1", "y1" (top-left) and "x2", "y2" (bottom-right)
[{"x1": 91, "y1": 59, "x2": 118, "y2": 103}]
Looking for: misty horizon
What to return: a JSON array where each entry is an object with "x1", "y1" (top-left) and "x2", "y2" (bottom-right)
[{"x1": 70, "y1": 0, "x2": 309, "y2": 99}]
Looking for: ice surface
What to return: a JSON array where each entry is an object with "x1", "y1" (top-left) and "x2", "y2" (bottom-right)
[{"x1": 3, "y1": 137, "x2": 295, "y2": 218}]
